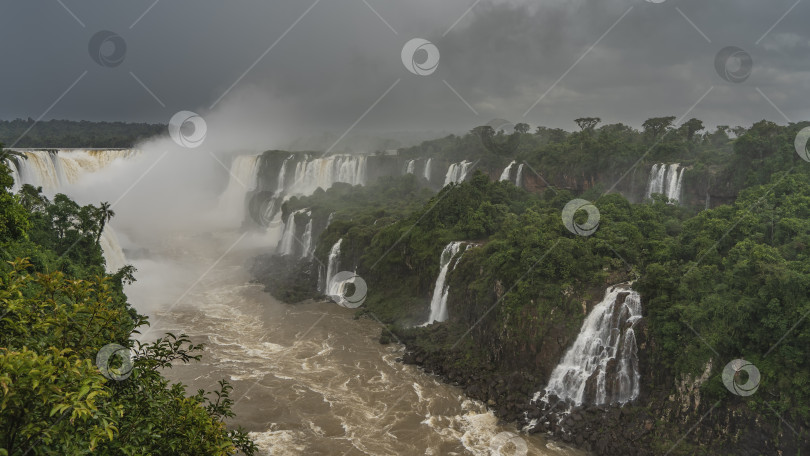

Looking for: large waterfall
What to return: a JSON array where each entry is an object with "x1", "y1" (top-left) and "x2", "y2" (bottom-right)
[
  {"x1": 404, "y1": 159, "x2": 416, "y2": 174},
  {"x1": 444, "y1": 161, "x2": 473, "y2": 186},
  {"x1": 324, "y1": 239, "x2": 343, "y2": 295},
  {"x1": 537, "y1": 285, "x2": 642, "y2": 406},
  {"x1": 515, "y1": 163, "x2": 524, "y2": 187},
  {"x1": 6, "y1": 149, "x2": 136, "y2": 272},
  {"x1": 8, "y1": 149, "x2": 138, "y2": 192},
  {"x1": 424, "y1": 242, "x2": 466, "y2": 325},
  {"x1": 300, "y1": 218, "x2": 313, "y2": 259},
  {"x1": 218, "y1": 155, "x2": 261, "y2": 220},
  {"x1": 283, "y1": 155, "x2": 367, "y2": 196},
  {"x1": 278, "y1": 209, "x2": 309, "y2": 256},
  {"x1": 645, "y1": 163, "x2": 685, "y2": 203},
  {"x1": 423, "y1": 158, "x2": 432, "y2": 182}
]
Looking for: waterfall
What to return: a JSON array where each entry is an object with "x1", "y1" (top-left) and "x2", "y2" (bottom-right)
[
  {"x1": 100, "y1": 226, "x2": 127, "y2": 273},
  {"x1": 11, "y1": 149, "x2": 138, "y2": 192},
  {"x1": 286, "y1": 155, "x2": 367, "y2": 196},
  {"x1": 277, "y1": 209, "x2": 307, "y2": 256},
  {"x1": 324, "y1": 239, "x2": 343, "y2": 295},
  {"x1": 218, "y1": 155, "x2": 261, "y2": 220},
  {"x1": 424, "y1": 242, "x2": 466, "y2": 325},
  {"x1": 645, "y1": 163, "x2": 685, "y2": 204},
  {"x1": 276, "y1": 155, "x2": 293, "y2": 193},
  {"x1": 443, "y1": 161, "x2": 473, "y2": 186},
  {"x1": 423, "y1": 158, "x2": 432, "y2": 182},
  {"x1": 300, "y1": 217, "x2": 313, "y2": 258},
  {"x1": 538, "y1": 285, "x2": 642, "y2": 406},
  {"x1": 515, "y1": 163, "x2": 524, "y2": 187},
  {"x1": 499, "y1": 161, "x2": 515, "y2": 181},
  {"x1": 405, "y1": 159, "x2": 416, "y2": 174}
]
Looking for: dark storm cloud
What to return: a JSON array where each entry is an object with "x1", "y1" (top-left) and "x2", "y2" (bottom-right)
[{"x1": 0, "y1": 0, "x2": 807, "y2": 137}]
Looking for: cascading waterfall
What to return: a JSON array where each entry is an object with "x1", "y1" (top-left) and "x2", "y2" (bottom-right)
[
  {"x1": 404, "y1": 159, "x2": 416, "y2": 174},
  {"x1": 499, "y1": 161, "x2": 515, "y2": 181},
  {"x1": 277, "y1": 209, "x2": 307, "y2": 256},
  {"x1": 536, "y1": 285, "x2": 642, "y2": 406},
  {"x1": 100, "y1": 227, "x2": 127, "y2": 272},
  {"x1": 645, "y1": 163, "x2": 685, "y2": 203},
  {"x1": 324, "y1": 239, "x2": 343, "y2": 295},
  {"x1": 424, "y1": 242, "x2": 466, "y2": 325},
  {"x1": 300, "y1": 217, "x2": 313, "y2": 259},
  {"x1": 276, "y1": 155, "x2": 293, "y2": 193},
  {"x1": 10, "y1": 149, "x2": 139, "y2": 192},
  {"x1": 218, "y1": 155, "x2": 261, "y2": 219},
  {"x1": 444, "y1": 161, "x2": 473, "y2": 186},
  {"x1": 423, "y1": 158, "x2": 432, "y2": 182},
  {"x1": 287, "y1": 155, "x2": 367, "y2": 196},
  {"x1": 515, "y1": 163, "x2": 524, "y2": 187}
]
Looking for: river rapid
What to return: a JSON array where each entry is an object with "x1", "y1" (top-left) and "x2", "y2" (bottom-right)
[{"x1": 127, "y1": 231, "x2": 584, "y2": 456}]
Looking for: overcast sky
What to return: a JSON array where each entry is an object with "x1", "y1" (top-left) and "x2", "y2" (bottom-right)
[{"x1": 1, "y1": 0, "x2": 807, "y2": 140}]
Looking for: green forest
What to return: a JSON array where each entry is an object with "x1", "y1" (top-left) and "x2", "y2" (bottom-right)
[
  {"x1": 0, "y1": 119, "x2": 164, "y2": 149},
  {"x1": 0, "y1": 148, "x2": 257, "y2": 455},
  {"x1": 269, "y1": 119, "x2": 810, "y2": 454}
]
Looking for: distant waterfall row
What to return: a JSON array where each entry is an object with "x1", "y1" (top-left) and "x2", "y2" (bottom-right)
[
  {"x1": 4, "y1": 149, "x2": 137, "y2": 272},
  {"x1": 498, "y1": 161, "x2": 524, "y2": 187},
  {"x1": 5, "y1": 149, "x2": 139, "y2": 194},
  {"x1": 534, "y1": 285, "x2": 642, "y2": 407},
  {"x1": 645, "y1": 163, "x2": 685, "y2": 203}
]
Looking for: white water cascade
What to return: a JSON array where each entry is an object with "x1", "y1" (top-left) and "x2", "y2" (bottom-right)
[
  {"x1": 300, "y1": 218, "x2": 313, "y2": 259},
  {"x1": 278, "y1": 209, "x2": 308, "y2": 256},
  {"x1": 276, "y1": 155, "x2": 293, "y2": 193},
  {"x1": 218, "y1": 155, "x2": 261, "y2": 220},
  {"x1": 324, "y1": 239, "x2": 343, "y2": 295},
  {"x1": 499, "y1": 161, "x2": 515, "y2": 181},
  {"x1": 9, "y1": 149, "x2": 139, "y2": 193},
  {"x1": 515, "y1": 163, "x2": 524, "y2": 187},
  {"x1": 404, "y1": 159, "x2": 416, "y2": 174},
  {"x1": 538, "y1": 285, "x2": 642, "y2": 406},
  {"x1": 645, "y1": 163, "x2": 685, "y2": 203},
  {"x1": 100, "y1": 227, "x2": 127, "y2": 272},
  {"x1": 444, "y1": 161, "x2": 473, "y2": 186},
  {"x1": 423, "y1": 158, "x2": 432, "y2": 182},
  {"x1": 424, "y1": 242, "x2": 466, "y2": 325},
  {"x1": 287, "y1": 155, "x2": 367, "y2": 196}
]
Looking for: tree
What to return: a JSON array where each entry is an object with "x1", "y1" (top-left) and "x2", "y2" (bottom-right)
[
  {"x1": 642, "y1": 116, "x2": 676, "y2": 139},
  {"x1": 95, "y1": 202, "x2": 115, "y2": 246},
  {"x1": 574, "y1": 117, "x2": 601, "y2": 131},
  {"x1": 514, "y1": 123, "x2": 530, "y2": 134},
  {"x1": 681, "y1": 118, "x2": 705, "y2": 141}
]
